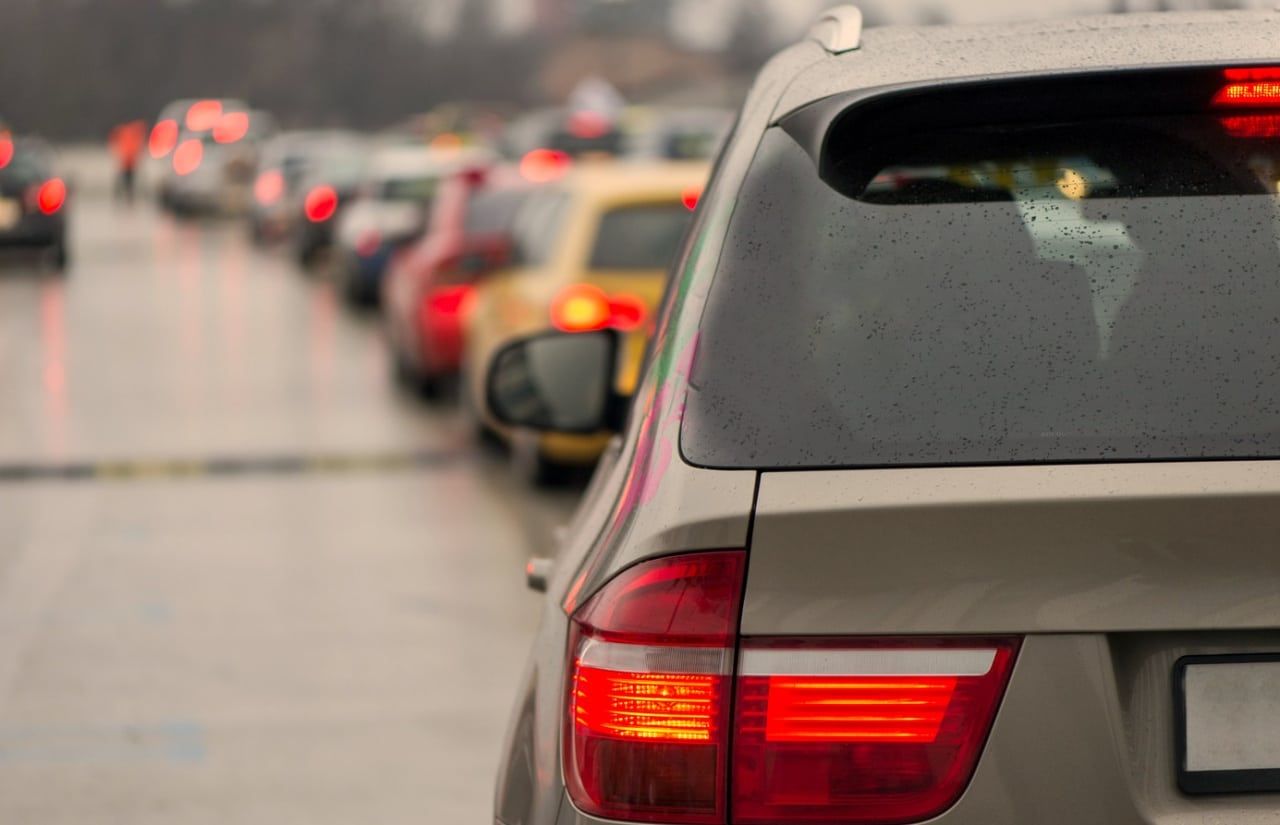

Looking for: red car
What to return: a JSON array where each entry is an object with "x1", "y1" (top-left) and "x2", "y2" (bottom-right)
[{"x1": 382, "y1": 165, "x2": 530, "y2": 398}]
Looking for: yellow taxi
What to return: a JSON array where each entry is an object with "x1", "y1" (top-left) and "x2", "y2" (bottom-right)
[{"x1": 464, "y1": 158, "x2": 708, "y2": 483}]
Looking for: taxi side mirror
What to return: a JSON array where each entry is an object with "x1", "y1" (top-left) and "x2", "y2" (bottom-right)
[{"x1": 485, "y1": 329, "x2": 624, "y2": 434}]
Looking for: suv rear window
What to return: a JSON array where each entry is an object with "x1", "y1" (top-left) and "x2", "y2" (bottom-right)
[
  {"x1": 590, "y1": 204, "x2": 692, "y2": 270},
  {"x1": 684, "y1": 103, "x2": 1280, "y2": 469}
]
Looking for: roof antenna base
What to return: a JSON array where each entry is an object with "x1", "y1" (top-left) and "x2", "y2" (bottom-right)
[{"x1": 809, "y1": 5, "x2": 864, "y2": 54}]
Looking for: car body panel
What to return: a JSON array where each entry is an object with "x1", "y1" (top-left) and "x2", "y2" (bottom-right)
[
  {"x1": 772, "y1": 9, "x2": 1280, "y2": 121},
  {"x1": 742, "y1": 462, "x2": 1280, "y2": 637}
]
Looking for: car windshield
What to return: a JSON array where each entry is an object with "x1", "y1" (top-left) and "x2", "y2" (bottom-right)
[
  {"x1": 589, "y1": 203, "x2": 692, "y2": 269},
  {"x1": 684, "y1": 113, "x2": 1280, "y2": 469},
  {"x1": 381, "y1": 175, "x2": 437, "y2": 202},
  {"x1": 0, "y1": 150, "x2": 48, "y2": 186}
]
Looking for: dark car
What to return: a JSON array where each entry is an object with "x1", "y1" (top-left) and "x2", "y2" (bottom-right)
[
  {"x1": 289, "y1": 145, "x2": 369, "y2": 267},
  {"x1": 484, "y1": 7, "x2": 1280, "y2": 825},
  {"x1": 0, "y1": 136, "x2": 69, "y2": 269},
  {"x1": 383, "y1": 164, "x2": 530, "y2": 397}
]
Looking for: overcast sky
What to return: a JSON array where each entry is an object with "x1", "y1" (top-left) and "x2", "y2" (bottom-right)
[{"x1": 424, "y1": 0, "x2": 1271, "y2": 45}]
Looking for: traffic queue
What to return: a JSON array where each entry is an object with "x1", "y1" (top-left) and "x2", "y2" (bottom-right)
[{"x1": 142, "y1": 97, "x2": 726, "y2": 486}]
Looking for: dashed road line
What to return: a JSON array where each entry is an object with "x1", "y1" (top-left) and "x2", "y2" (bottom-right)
[{"x1": 0, "y1": 449, "x2": 467, "y2": 483}]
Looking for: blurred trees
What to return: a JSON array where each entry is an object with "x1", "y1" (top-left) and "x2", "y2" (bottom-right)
[{"x1": 0, "y1": 0, "x2": 546, "y2": 139}]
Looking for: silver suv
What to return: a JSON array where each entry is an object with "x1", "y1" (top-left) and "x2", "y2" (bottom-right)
[{"x1": 487, "y1": 7, "x2": 1280, "y2": 824}]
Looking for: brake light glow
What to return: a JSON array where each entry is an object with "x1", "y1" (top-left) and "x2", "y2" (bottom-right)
[
  {"x1": 186, "y1": 100, "x2": 223, "y2": 132},
  {"x1": 733, "y1": 639, "x2": 1019, "y2": 825},
  {"x1": 552, "y1": 284, "x2": 612, "y2": 332},
  {"x1": 36, "y1": 179, "x2": 67, "y2": 215},
  {"x1": 520, "y1": 148, "x2": 571, "y2": 183},
  {"x1": 565, "y1": 551, "x2": 746, "y2": 824},
  {"x1": 305, "y1": 185, "x2": 339, "y2": 223},
  {"x1": 254, "y1": 169, "x2": 285, "y2": 205},
  {"x1": 424, "y1": 284, "x2": 475, "y2": 318},
  {"x1": 1221, "y1": 114, "x2": 1280, "y2": 138},
  {"x1": 213, "y1": 111, "x2": 250, "y2": 144},
  {"x1": 149, "y1": 120, "x2": 179, "y2": 158},
  {"x1": 682, "y1": 187, "x2": 701, "y2": 211},
  {"x1": 1214, "y1": 68, "x2": 1280, "y2": 107},
  {"x1": 172, "y1": 139, "x2": 203, "y2": 176},
  {"x1": 569, "y1": 110, "x2": 612, "y2": 140},
  {"x1": 0, "y1": 132, "x2": 13, "y2": 170},
  {"x1": 551, "y1": 285, "x2": 648, "y2": 333}
]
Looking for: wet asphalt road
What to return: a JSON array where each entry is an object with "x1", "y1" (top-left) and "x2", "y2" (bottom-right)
[{"x1": 0, "y1": 153, "x2": 577, "y2": 824}]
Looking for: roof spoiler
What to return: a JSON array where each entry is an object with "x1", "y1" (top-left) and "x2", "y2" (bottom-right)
[{"x1": 809, "y1": 5, "x2": 864, "y2": 54}]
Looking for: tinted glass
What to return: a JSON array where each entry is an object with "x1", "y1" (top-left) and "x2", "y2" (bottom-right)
[
  {"x1": 381, "y1": 176, "x2": 438, "y2": 202},
  {"x1": 0, "y1": 149, "x2": 49, "y2": 186},
  {"x1": 464, "y1": 187, "x2": 530, "y2": 236},
  {"x1": 511, "y1": 190, "x2": 570, "y2": 267},
  {"x1": 589, "y1": 204, "x2": 692, "y2": 270},
  {"x1": 684, "y1": 118, "x2": 1280, "y2": 468}
]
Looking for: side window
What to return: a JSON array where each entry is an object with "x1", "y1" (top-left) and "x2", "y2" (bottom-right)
[
  {"x1": 588, "y1": 204, "x2": 694, "y2": 271},
  {"x1": 511, "y1": 190, "x2": 571, "y2": 267}
]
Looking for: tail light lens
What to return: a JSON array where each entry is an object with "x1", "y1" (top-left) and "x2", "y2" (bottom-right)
[
  {"x1": 254, "y1": 169, "x2": 285, "y2": 206},
  {"x1": 305, "y1": 186, "x2": 339, "y2": 223},
  {"x1": 423, "y1": 284, "x2": 476, "y2": 319},
  {"x1": 565, "y1": 551, "x2": 746, "y2": 825},
  {"x1": 35, "y1": 179, "x2": 67, "y2": 215},
  {"x1": 213, "y1": 111, "x2": 250, "y2": 144},
  {"x1": 564, "y1": 555, "x2": 1020, "y2": 825},
  {"x1": 551, "y1": 285, "x2": 647, "y2": 333},
  {"x1": 1214, "y1": 67, "x2": 1280, "y2": 108},
  {"x1": 520, "y1": 148, "x2": 571, "y2": 183},
  {"x1": 733, "y1": 638, "x2": 1019, "y2": 825},
  {"x1": 172, "y1": 139, "x2": 203, "y2": 176},
  {"x1": 149, "y1": 120, "x2": 178, "y2": 159},
  {"x1": 0, "y1": 132, "x2": 13, "y2": 170}
]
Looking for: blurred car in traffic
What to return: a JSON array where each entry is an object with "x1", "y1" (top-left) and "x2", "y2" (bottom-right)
[
  {"x1": 383, "y1": 164, "x2": 532, "y2": 397},
  {"x1": 147, "y1": 98, "x2": 260, "y2": 212},
  {"x1": 0, "y1": 135, "x2": 69, "y2": 269},
  {"x1": 484, "y1": 8, "x2": 1280, "y2": 825},
  {"x1": 332, "y1": 145, "x2": 491, "y2": 307},
  {"x1": 290, "y1": 143, "x2": 372, "y2": 267},
  {"x1": 465, "y1": 159, "x2": 706, "y2": 483},
  {"x1": 163, "y1": 110, "x2": 275, "y2": 216},
  {"x1": 248, "y1": 130, "x2": 361, "y2": 244}
]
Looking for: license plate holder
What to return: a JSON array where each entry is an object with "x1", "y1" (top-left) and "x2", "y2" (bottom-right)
[{"x1": 1175, "y1": 654, "x2": 1280, "y2": 795}]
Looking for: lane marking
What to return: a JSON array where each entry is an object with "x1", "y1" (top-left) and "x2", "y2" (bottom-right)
[{"x1": 0, "y1": 449, "x2": 467, "y2": 484}]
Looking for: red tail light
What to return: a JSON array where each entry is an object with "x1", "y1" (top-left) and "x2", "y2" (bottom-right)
[
  {"x1": 565, "y1": 551, "x2": 746, "y2": 824},
  {"x1": 254, "y1": 169, "x2": 285, "y2": 206},
  {"x1": 172, "y1": 139, "x2": 203, "y2": 176},
  {"x1": 520, "y1": 148, "x2": 571, "y2": 183},
  {"x1": 149, "y1": 120, "x2": 179, "y2": 159},
  {"x1": 185, "y1": 100, "x2": 223, "y2": 132},
  {"x1": 682, "y1": 187, "x2": 702, "y2": 211},
  {"x1": 213, "y1": 111, "x2": 250, "y2": 144},
  {"x1": 551, "y1": 285, "x2": 648, "y2": 333},
  {"x1": 733, "y1": 639, "x2": 1019, "y2": 825},
  {"x1": 305, "y1": 185, "x2": 339, "y2": 223},
  {"x1": 565, "y1": 555, "x2": 1020, "y2": 825},
  {"x1": 0, "y1": 132, "x2": 13, "y2": 170},
  {"x1": 424, "y1": 284, "x2": 475, "y2": 318},
  {"x1": 36, "y1": 179, "x2": 67, "y2": 215},
  {"x1": 1214, "y1": 67, "x2": 1280, "y2": 107}
]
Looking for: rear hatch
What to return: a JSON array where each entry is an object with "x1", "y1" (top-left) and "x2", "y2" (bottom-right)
[{"x1": 680, "y1": 66, "x2": 1280, "y2": 822}]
